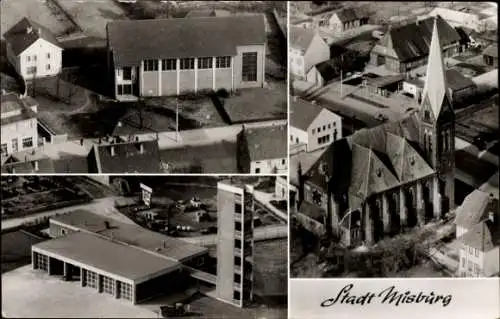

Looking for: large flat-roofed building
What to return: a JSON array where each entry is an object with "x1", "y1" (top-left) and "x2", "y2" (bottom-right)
[
  {"x1": 32, "y1": 209, "x2": 209, "y2": 304},
  {"x1": 106, "y1": 15, "x2": 266, "y2": 100},
  {"x1": 216, "y1": 181, "x2": 255, "y2": 307}
]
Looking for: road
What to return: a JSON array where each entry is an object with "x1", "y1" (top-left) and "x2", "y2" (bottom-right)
[
  {"x1": 179, "y1": 224, "x2": 288, "y2": 246},
  {"x1": 1, "y1": 196, "x2": 134, "y2": 231}
]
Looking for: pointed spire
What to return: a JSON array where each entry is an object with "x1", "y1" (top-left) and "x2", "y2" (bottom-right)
[{"x1": 421, "y1": 16, "x2": 450, "y2": 118}]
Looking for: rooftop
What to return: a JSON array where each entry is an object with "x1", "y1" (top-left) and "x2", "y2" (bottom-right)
[
  {"x1": 242, "y1": 124, "x2": 287, "y2": 161},
  {"x1": 290, "y1": 98, "x2": 332, "y2": 131},
  {"x1": 92, "y1": 140, "x2": 162, "y2": 173},
  {"x1": 445, "y1": 69, "x2": 476, "y2": 91},
  {"x1": 33, "y1": 231, "x2": 180, "y2": 283},
  {"x1": 290, "y1": 26, "x2": 317, "y2": 51},
  {"x1": 4, "y1": 17, "x2": 60, "y2": 55},
  {"x1": 455, "y1": 189, "x2": 498, "y2": 229},
  {"x1": 107, "y1": 15, "x2": 266, "y2": 67},
  {"x1": 51, "y1": 209, "x2": 208, "y2": 263}
]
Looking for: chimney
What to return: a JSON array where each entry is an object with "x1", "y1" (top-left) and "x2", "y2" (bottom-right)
[{"x1": 110, "y1": 145, "x2": 115, "y2": 156}]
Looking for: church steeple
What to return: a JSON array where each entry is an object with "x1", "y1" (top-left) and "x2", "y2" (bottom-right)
[{"x1": 421, "y1": 16, "x2": 451, "y2": 119}]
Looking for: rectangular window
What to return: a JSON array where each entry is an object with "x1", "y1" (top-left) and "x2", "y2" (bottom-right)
[
  {"x1": 11, "y1": 139, "x2": 18, "y2": 152},
  {"x1": 143, "y1": 59, "x2": 158, "y2": 72},
  {"x1": 234, "y1": 256, "x2": 242, "y2": 266},
  {"x1": 162, "y1": 58, "x2": 177, "y2": 71},
  {"x1": 233, "y1": 290, "x2": 241, "y2": 301},
  {"x1": 328, "y1": 124, "x2": 331, "y2": 129},
  {"x1": 461, "y1": 257, "x2": 465, "y2": 267},
  {"x1": 234, "y1": 203, "x2": 242, "y2": 214},
  {"x1": 469, "y1": 247, "x2": 473, "y2": 255},
  {"x1": 216, "y1": 56, "x2": 231, "y2": 68},
  {"x1": 46, "y1": 64, "x2": 51, "y2": 71},
  {"x1": 86, "y1": 270, "x2": 98, "y2": 289},
  {"x1": 117, "y1": 85, "x2": 123, "y2": 95},
  {"x1": 22, "y1": 137, "x2": 33, "y2": 148},
  {"x1": 1, "y1": 143, "x2": 7, "y2": 156},
  {"x1": 312, "y1": 129, "x2": 315, "y2": 134},
  {"x1": 123, "y1": 67, "x2": 132, "y2": 80},
  {"x1": 33, "y1": 55, "x2": 37, "y2": 61},
  {"x1": 242, "y1": 52, "x2": 257, "y2": 82},
  {"x1": 255, "y1": 167, "x2": 260, "y2": 173},
  {"x1": 27, "y1": 56, "x2": 31, "y2": 62},
  {"x1": 235, "y1": 221, "x2": 242, "y2": 231},
  {"x1": 180, "y1": 58, "x2": 195, "y2": 70},
  {"x1": 235, "y1": 238, "x2": 242, "y2": 248},
  {"x1": 475, "y1": 248, "x2": 479, "y2": 257},
  {"x1": 102, "y1": 276, "x2": 115, "y2": 295},
  {"x1": 120, "y1": 282, "x2": 133, "y2": 300},
  {"x1": 467, "y1": 260, "x2": 472, "y2": 271},
  {"x1": 26, "y1": 66, "x2": 37, "y2": 74},
  {"x1": 282, "y1": 159, "x2": 285, "y2": 165},
  {"x1": 198, "y1": 57, "x2": 212, "y2": 69},
  {"x1": 36, "y1": 253, "x2": 48, "y2": 271},
  {"x1": 234, "y1": 273, "x2": 241, "y2": 284},
  {"x1": 47, "y1": 53, "x2": 51, "y2": 59}
]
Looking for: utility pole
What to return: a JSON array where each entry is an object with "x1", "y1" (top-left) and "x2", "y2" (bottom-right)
[{"x1": 176, "y1": 97, "x2": 179, "y2": 142}]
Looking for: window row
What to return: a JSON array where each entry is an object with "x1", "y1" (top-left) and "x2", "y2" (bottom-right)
[
  {"x1": 461, "y1": 258, "x2": 481, "y2": 275},
  {"x1": 312, "y1": 122, "x2": 336, "y2": 135},
  {"x1": 86, "y1": 270, "x2": 98, "y2": 289},
  {"x1": 462, "y1": 246, "x2": 480, "y2": 257},
  {"x1": 143, "y1": 56, "x2": 232, "y2": 72},
  {"x1": 120, "y1": 282, "x2": 133, "y2": 301},
  {"x1": 102, "y1": 275, "x2": 115, "y2": 295},
  {"x1": 36, "y1": 253, "x2": 48, "y2": 271},
  {"x1": 318, "y1": 134, "x2": 331, "y2": 145},
  {"x1": 26, "y1": 53, "x2": 51, "y2": 62}
]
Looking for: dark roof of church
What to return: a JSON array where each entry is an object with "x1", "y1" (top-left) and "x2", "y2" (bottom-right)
[{"x1": 304, "y1": 113, "x2": 435, "y2": 200}]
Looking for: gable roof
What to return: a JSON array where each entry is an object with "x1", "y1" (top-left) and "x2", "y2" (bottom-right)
[
  {"x1": 291, "y1": 98, "x2": 336, "y2": 131},
  {"x1": 242, "y1": 124, "x2": 287, "y2": 161},
  {"x1": 93, "y1": 140, "x2": 162, "y2": 173},
  {"x1": 376, "y1": 15, "x2": 460, "y2": 62},
  {"x1": 4, "y1": 18, "x2": 60, "y2": 55},
  {"x1": 107, "y1": 15, "x2": 266, "y2": 67},
  {"x1": 460, "y1": 218, "x2": 500, "y2": 252},
  {"x1": 304, "y1": 113, "x2": 434, "y2": 199},
  {"x1": 446, "y1": 69, "x2": 475, "y2": 92},
  {"x1": 290, "y1": 26, "x2": 317, "y2": 52},
  {"x1": 456, "y1": 190, "x2": 498, "y2": 228}
]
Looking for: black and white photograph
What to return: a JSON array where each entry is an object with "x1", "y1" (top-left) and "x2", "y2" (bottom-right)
[
  {"x1": 289, "y1": 1, "x2": 498, "y2": 278},
  {"x1": 1, "y1": 0, "x2": 287, "y2": 174},
  {"x1": 1, "y1": 175, "x2": 288, "y2": 318}
]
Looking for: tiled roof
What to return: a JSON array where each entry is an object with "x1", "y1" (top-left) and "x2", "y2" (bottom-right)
[
  {"x1": 107, "y1": 15, "x2": 266, "y2": 67},
  {"x1": 93, "y1": 140, "x2": 162, "y2": 173},
  {"x1": 456, "y1": 190, "x2": 498, "y2": 229},
  {"x1": 243, "y1": 124, "x2": 287, "y2": 161},
  {"x1": 460, "y1": 218, "x2": 500, "y2": 252},
  {"x1": 290, "y1": 26, "x2": 317, "y2": 51},
  {"x1": 377, "y1": 15, "x2": 460, "y2": 62},
  {"x1": 290, "y1": 98, "x2": 330, "y2": 131},
  {"x1": 445, "y1": 69, "x2": 475, "y2": 92},
  {"x1": 4, "y1": 18, "x2": 60, "y2": 55}
]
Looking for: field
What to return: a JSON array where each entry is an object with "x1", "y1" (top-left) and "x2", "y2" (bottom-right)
[
  {"x1": 1, "y1": 0, "x2": 76, "y2": 37},
  {"x1": 221, "y1": 82, "x2": 287, "y2": 124},
  {"x1": 56, "y1": 0, "x2": 128, "y2": 38}
]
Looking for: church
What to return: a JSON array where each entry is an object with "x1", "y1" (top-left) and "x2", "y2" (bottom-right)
[{"x1": 296, "y1": 18, "x2": 456, "y2": 247}]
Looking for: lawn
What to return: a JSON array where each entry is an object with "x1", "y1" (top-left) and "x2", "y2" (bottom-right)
[
  {"x1": 160, "y1": 142, "x2": 238, "y2": 174},
  {"x1": 1, "y1": 0, "x2": 77, "y2": 37},
  {"x1": 56, "y1": 0, "x2": 128, "y2": 38},
  {"x1": 221, "y1": 82, "x2": 287, "y2": 124}
]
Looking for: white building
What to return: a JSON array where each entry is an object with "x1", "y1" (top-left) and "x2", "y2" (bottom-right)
[
  {"x1": 237, "y1": 125, "x2": 287, "y2": 174},
  {"x1": 4, "y1": 18, "x2": 63, "y2": 80},
  {"x1": 290, "y1": 26, "x2": 330, "y2": 79},
  {"x1": 456, "y1": 190, "x2": 499, "y2": 277},
  {"x1": 290, "y1": 98, "x2": 342, "y2": 153},
  {"x1": 1, "y1": 93, "x2": 38, "y2": 157},
  {"x1": 425, "y1": 7, "x2": 496, "y2": 33}
]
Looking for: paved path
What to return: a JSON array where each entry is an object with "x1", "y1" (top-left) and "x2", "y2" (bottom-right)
[
  {"x1": 179, "y1": 225, "x2": 288, "y2": 246},
  {"x1": 1, "y1": 196, "x2": 133, "y2": 231}
]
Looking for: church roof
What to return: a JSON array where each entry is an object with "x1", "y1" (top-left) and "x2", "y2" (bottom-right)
[{"x1": 421, "y1": 17, "x2": 452, "y2": 119}]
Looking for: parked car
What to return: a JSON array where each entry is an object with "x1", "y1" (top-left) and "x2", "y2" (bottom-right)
[{"x1": 160, "y1": 303, "x2": 189, "y2": 317}]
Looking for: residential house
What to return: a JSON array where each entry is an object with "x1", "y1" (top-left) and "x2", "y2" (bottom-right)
[
  {"x1": 290, "y1": 26, "x2": 330, "y2": 79},
  {"x1": 1, "y1": 93, "x2": 38, "y2": 157},
  {"x1": 296, "y1": 19, "x2": 456, "y2": 247},
  {"x1": 403, "y1": 69, "x2": 476, "y2": 104},
  {"x1": 455, "y1": 190, "x2": 498, "y2": 238},
  {"x1": 458, "y1": 212, "x2": 499, "y2": 277},
  {"x1": 318, "y1": 8, "x2": 369, "y2": 34},
  {"x1": 4, "y1": 18, "x2": 63, "y2": 80},
  {"x1": 87, "y1": 139, "x2": 162, "y2": 173},
  {"x1": 370, "y1": 15, "x2": 460, "y2": 74},
  {"x1": 106, "y1": 15, "x2": 266, "y2": 100},
  {"x1": 290, "y1": 98, "x2": 342, "y2": 153},
  {"x1": 237, "y1": 124, "x2": 287, "y2": 174},
  {"x1": 483, "y1": 44, "x2": 498, "y2": 67}
]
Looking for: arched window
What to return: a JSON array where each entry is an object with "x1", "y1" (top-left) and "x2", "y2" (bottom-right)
[{"x1": 444, "y1": 130, "x2": 449, "y2": 152}]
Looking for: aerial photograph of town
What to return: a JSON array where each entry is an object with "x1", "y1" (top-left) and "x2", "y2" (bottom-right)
[
  {"x1": 289, "y1": 1, "x2": 499, "y2": 278},
  {"x1": 1, "y1": 175, "x2": 288, "y2": 318},
  {"x1": 1, "y1": 0, "x2": 287, "y2": 174}
]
